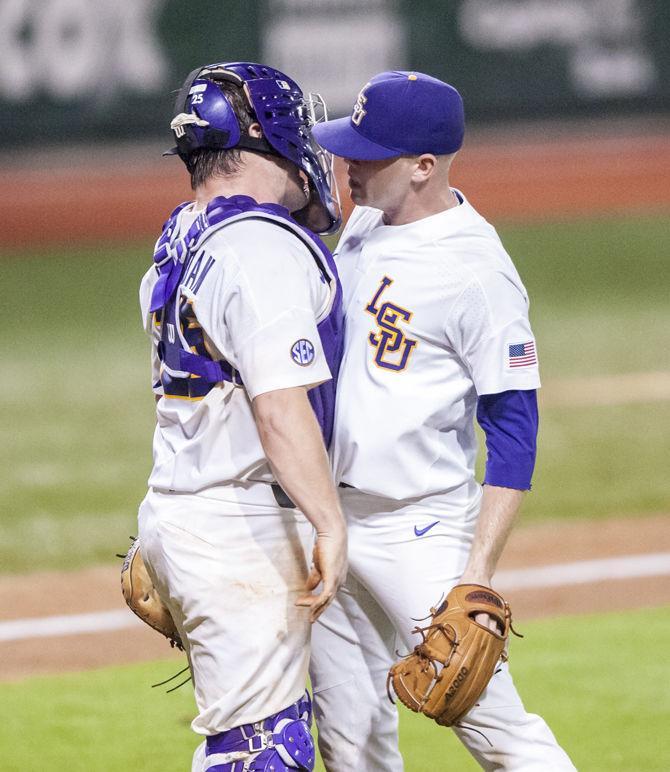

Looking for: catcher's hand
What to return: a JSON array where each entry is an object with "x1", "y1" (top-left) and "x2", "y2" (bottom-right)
[
  {"x1": 387, "y1": 584, "x2": 516, "y2": 726},
  {"x1": 120, "y1": 538, "x2": 183, "y2": 650},
  {"x1": 296, "y1": 530, "x2": 348, "y2": 623}
]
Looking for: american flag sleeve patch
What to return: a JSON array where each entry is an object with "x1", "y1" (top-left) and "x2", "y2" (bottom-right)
[{"x1": 508, "y1": 341, "x2": 537, "y2": 368}]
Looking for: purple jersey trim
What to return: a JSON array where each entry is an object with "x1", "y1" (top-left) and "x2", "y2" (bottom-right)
[{"x1": 476, "y1": 389, "x2": 538, "y2": 491}]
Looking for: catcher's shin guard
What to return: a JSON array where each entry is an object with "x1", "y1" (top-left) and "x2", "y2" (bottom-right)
[{"x1": 203, "y1": 692, "x2": 314, "y2": 771}]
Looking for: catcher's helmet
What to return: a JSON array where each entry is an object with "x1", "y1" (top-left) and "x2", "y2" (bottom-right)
[{"x1": 165, "y1": 61, "x2": 341, "y2": 234}]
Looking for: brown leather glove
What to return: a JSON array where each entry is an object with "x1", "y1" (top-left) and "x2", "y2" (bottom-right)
[
  {"x1": 120, "y1": 538, "x2": 183, "y2": 650},
  {"x1": 387, "y1": 584, "x2": 514, "y2": 726}
]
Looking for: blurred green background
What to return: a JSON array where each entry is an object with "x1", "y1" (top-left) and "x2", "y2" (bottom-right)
[{"x1": 4, "y1": 0, "x2": 669, "y2": 144}]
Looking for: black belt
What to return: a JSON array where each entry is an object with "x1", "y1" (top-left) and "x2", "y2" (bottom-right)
[
  {"x1": 271, "y1": 483, "x2": 296, "y2": 509},
  {"x1": 272, "y1": 482, "x2": 353, "y2": 508}
]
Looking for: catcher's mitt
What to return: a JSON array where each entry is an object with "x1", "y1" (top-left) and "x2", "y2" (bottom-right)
[
  {"x1": 387, "y1": 584, "x2": 515, "y2": 727},
  {"x1": 120, "y1": 538, "x2": 183, "y2": 650}
]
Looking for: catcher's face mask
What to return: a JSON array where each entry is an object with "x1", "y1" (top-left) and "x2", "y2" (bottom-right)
[{"x1": 165, "y1": 61, "x2": 341, "y2": 235}]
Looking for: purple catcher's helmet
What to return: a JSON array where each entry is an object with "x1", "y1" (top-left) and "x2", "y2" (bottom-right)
[{"x1": 165, "y1": 61, "x2": 341, "y2": 234}]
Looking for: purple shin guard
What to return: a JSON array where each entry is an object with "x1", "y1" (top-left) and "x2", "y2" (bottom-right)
[
  {"x1": 205, "y1": 692, "x2": 315, "y2": 771},
  {"x1": 249, "y1": 717, "x2": 314, "y2": 770}
]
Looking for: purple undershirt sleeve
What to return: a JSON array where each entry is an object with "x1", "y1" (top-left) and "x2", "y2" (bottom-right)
[{"x1": 476, "y1": 389, "x2": 538, "y2": 491}]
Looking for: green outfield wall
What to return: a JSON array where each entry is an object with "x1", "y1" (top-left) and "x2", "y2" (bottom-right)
[{"x1": 1, "y1": 0, "x2": 669, "y2": 146}]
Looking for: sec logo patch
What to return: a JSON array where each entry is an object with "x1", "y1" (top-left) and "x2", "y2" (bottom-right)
[{"x1": 291, "y1": 339, "x2": 315, "y2": 366}]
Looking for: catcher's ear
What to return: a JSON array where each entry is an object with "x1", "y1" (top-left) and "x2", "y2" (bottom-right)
[{"x1": 248, "y1": 122, "x2": 263, "y2": 138}]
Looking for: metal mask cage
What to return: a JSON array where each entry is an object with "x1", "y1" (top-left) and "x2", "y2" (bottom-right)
[{"x1": 304, "y1": 92, "x2": 340, "y2": 219}]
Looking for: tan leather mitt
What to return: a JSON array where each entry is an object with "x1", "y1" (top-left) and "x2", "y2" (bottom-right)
[
  {"x1": 387, "y1": 584, "x2": 514, "y2": 726},
  {"x1": 120, "y1": 538, "x2": 183, "y2": 650}
]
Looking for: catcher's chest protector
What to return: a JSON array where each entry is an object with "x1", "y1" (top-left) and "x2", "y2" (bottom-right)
[{"x1": 150, "y1": 195, "x2": 344, "y2": 447}]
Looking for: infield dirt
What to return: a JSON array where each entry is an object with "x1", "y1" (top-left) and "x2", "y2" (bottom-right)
[
  {"x1": 2, "y1": 124, "x2": 670, "y2": 250},
  {"x1": 1, "y1": 513, "x2": 668, "y2": 682}
]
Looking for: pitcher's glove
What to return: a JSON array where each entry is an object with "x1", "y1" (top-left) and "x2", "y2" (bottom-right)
[
  {"x1": 120, "y1": 538, "x2": 183, "y2": 650},
  {"x1": 387, "y1": 584, "x2": 516, "y2": 727}
]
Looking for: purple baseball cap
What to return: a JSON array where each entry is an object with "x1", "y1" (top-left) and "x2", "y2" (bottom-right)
[{"x1": 312, "y1": 70, "x2": 464, "y2": 160}]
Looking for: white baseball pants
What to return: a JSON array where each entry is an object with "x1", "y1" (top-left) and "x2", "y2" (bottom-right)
[
  {"x1": 139, "y1": 486, "x2": 314, "y2": 736},
  {"x1": 310, "y1": 488, "x2": 576, "y2": 771}
]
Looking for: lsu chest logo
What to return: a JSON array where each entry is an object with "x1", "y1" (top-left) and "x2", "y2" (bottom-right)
[{"x1": 365, "y1": 276, "x2": 417, "y2": 372}]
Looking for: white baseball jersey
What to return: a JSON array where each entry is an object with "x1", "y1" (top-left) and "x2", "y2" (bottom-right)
[
  {"x1": 139, "y1": 204, "x2": 333, "y2": 495},
  {"x1": 331, "y1": 190, "x2": 540, "y2": 502}
]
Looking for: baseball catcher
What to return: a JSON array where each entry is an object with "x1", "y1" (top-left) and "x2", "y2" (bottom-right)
[
  {"x1": 131, "y1": 58, "x2": 347, "y2": 772},
  {"x1": 388, "y1": 584, "x2": 515, "y2": 727}
]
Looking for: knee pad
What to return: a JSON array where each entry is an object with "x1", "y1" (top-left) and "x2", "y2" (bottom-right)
[
  {"x1": 204, "y1": 691, "x2": 315, "y2": 772},
  {"x1": 248, "y1": 715, "x2": 314, "y2": 770}
]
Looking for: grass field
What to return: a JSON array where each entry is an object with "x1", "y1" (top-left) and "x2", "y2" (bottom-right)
[
  {"x1": 2, "y1": 608, "x2": 669, "y2": 771},
  {"x1": 1, "y1": 214, "x2": 668, "y2": 573}
]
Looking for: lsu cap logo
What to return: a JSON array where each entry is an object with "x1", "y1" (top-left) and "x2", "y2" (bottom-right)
[
  {"x1": 351, "y1": 83, "x2": 370, "y2": 127},
  {"x1": 291, "y1": 339, "x2": 315, "y2": 366}
]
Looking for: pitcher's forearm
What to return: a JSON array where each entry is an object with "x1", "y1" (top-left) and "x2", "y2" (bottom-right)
[{"x1": 460, "y1": 485, "x2": 525, "y2": 585}]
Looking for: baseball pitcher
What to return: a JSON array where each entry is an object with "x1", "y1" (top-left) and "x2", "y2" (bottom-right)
[{"x1": 308, "y1": 71, "x2": 576, "y2": 771}]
